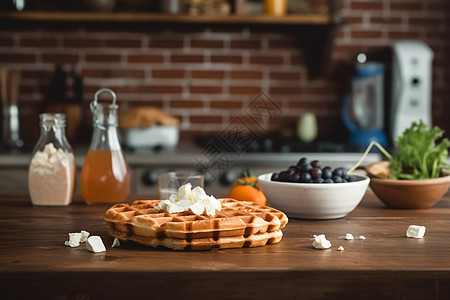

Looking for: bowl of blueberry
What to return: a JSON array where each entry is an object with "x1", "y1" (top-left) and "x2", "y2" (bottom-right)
[{"x1": 258, "y1": 157, "x2": 370, "y2": 219}]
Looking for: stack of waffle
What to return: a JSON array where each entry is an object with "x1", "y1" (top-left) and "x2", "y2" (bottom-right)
[{"x1": 104, "y1": 198, "x2": 288, "y2": 250}]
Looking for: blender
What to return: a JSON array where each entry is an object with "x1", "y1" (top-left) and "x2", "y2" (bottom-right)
[
  {"x1": 341, "y1": 55, "x2": 388, "y2": 148},
  {"x1": 389, "y1": 40, "x2": 433, "y2": 143}
]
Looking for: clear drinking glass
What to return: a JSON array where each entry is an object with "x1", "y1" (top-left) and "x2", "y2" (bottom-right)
[{"x1": 158, "y1": 172, "x2": 204, "y2": 200}]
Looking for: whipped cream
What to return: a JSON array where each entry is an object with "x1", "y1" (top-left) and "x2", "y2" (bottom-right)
[
  {"x1": 313, "y1": 234, "x2": 332, "y2": 249},
  {"x1": 111, "y1": 238, "x2": 121, "y2": 248},
  {"x1": 86, "y1": 236, "x2": 106, "y2": 253},
  {"x1": 344, "y1": 233, "x2": 354, "y2": 240},
  {"x1": 64, "y1": 230, "x2": 90, "y2": 247},
  {"x1": 406, "y1": 225, "x2": 426, "y2": 239},
  {"x1": 156, "y1": 183, "x2": 222, "y2": 217},
  {"x1": 65, "y1": 232, "x2": 82, "y2": 248},
  {"x1": 80, "y1": 230, "x2": 90, "y2": 243}
]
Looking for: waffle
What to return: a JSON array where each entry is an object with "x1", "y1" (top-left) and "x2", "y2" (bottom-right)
[{"x1": 104, "y1": 198, "x2": 288, "y2": 250}]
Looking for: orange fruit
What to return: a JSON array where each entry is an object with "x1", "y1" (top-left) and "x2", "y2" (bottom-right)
[
  {"x1": 227, "y1": 176, "x2": 267, "y2": 206},
  {"x1": 231, "y1": 176, "x2": 260, "y2": 189}
]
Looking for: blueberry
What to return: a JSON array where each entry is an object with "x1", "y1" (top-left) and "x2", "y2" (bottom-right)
[
  {"x1": 287, "y1": 168, "x2": 296, "y2": 176},
  {"x1": 297, "y1": 157, "x2": 310, "y2": 167},
  {"x1": 333, "y1": 168, "x2": 347, "y2": 178},
  {"x1": 311, "y1": 160, "x2": 321, "y2": 169},
  {"x1": 322, "y1": 169, "x2": 332, "y2": 179},
  {"x1": 279, "y1": 171, "x2": 290, "y2": 181},
  {"x1": 271, "y1": 173, "x2": 280, "y2": 181},
  {"x1": 280, "y1": 158, "x2": 356, "y2": 185},
  {"x1": 310, "y1": 167, "x2": 322, "y2": 179},
  {"x1": 345, "y1": 175, "x2": 356, "y2": 182},
  {"x1": 290, "y1": 173, "x2": 300, "y2": 182},
  {"x1": 313, "y1": 177, "x2": 324, "y2": 183},
  {"x1": 300, "y1": 164, "x2": 312, "y2": 173},
  {"x1": 332, "y1": 175, "x2": 343, "y2": 183},
  {"x1": 341, "y1": 169, "x2": 348, "y2": 177},
  {"x1": 300, "y1": 172, "x2": 312, "y2": 183}
]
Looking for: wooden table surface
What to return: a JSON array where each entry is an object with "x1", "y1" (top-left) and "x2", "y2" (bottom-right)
[{"x1": 1, "y1": 191, "x2": 450, "y2": 300}]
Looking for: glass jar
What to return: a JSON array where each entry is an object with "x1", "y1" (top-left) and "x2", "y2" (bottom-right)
[
  {"x1": 80, "y1": 88, "x2": 130, "y2": 204},
  {"x1": 28, "y1": 113, "x2": 76, "y2": 206}
]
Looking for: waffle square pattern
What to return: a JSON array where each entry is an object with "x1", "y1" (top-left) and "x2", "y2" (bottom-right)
[{"x1": 104, "y1": 198, "x2": 288, "y2": 250}]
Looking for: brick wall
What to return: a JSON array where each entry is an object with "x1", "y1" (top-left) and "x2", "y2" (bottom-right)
[{"x1": 0, "y1": 0, "x2": 449, "y2": 146}]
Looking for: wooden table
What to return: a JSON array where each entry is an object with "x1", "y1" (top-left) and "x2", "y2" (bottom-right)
[{"x1": 1, "y1": 191, "x2": 450, "y2": 300}]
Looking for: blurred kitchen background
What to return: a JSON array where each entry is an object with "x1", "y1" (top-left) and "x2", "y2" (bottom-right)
[{"x1": 0, "y1": 0, "x2": 449, "y2": 195}]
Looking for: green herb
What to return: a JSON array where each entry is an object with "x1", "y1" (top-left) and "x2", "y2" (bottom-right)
[
  {"x1": 348, "y1": 120, "x2": 450, "y2": 179},
  {"x1": 390, "y1": 121, "x2": 450, "y2": 179}
]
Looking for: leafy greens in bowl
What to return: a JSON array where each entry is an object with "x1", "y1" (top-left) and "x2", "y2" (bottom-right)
[
  {"x1": 350, "y1": 120, "x2": 450, "y2": 180},
  {"x1": 389, "y1": 121, "x2": 450, "y2": 179},
  {"x1": 350, "y1": 120, "x2": 450, "y2": 208}
]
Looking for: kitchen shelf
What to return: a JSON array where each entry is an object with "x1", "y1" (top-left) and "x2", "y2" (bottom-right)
[
  {"x1": 0, "y1": 10, "x2": 345, "y2": 77},
  {"x1": 0, "y1": 11, "x2": 332, "y2": 24}
]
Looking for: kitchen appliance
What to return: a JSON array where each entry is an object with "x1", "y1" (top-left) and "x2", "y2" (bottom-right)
[
  {"x1": 118, "y1": 106, "x2": 180, "y2": 151},
  {"x1": 121, "y1": 125, "x2": 179, "y2": 150},
  {"x1": 389, "y1": 40, "x2": 433, "y2": 143},
  {"x1": 341, "y1": 60, "x2": 388, "y2": 148}
]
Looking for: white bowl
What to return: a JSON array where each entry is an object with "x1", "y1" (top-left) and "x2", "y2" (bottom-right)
[{"x1": 258, "y1": 173, "x2": 370, "y2": 219}]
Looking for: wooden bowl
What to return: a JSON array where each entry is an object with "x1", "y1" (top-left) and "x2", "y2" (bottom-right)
[{"x1": 361, "y1": 161, "x2": 450, "y2": 209}]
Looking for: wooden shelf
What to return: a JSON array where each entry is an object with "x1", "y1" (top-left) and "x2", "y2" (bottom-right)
[{"x1": 0, "y1": 11, "x2": 331, "y2": 25}]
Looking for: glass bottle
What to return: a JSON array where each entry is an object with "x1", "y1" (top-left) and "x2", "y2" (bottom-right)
[
  {"x1": 80, "y1": 88, "x2": 130, "y2": 204},
  {"x1": 28, "y1": 113, "x2": 76, "y2": 206}
]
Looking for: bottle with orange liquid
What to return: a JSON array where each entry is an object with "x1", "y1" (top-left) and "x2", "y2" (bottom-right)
[{"x1": 81, "y1": 88, "x2": 130, "y2": 204}]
